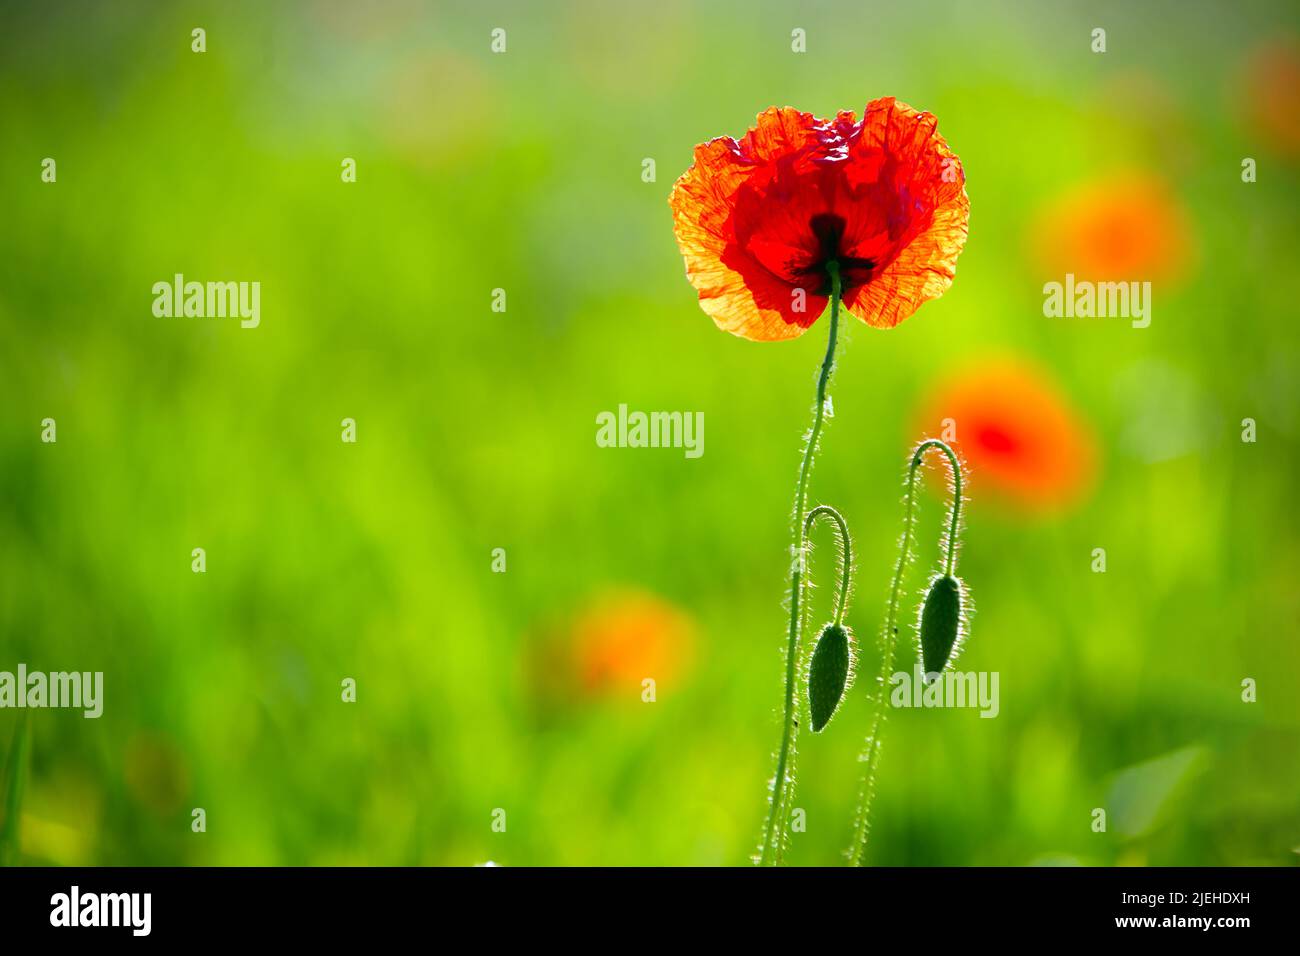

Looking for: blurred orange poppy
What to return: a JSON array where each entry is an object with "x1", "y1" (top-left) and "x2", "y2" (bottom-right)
[
  {"x1": 669, "y1": 98, "x2": 969, "y2": 341},
  {"x1": 1030, "y1": 173, "x2": 1192, "y2": 285},
  {"x1": 572, "y1": 591, "x2": 695, "y2": 695},
  {"x1": 916, "y1": 361, "x2": 1095, "y2": 511},
  {"x1": 1243, "y1": 39, "x2": 1300, "y2": 158}
]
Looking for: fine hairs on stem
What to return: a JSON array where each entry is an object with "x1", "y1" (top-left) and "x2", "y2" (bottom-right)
[
  {"x1": 804, "y1": 505, "x2": 856, "y2": 735},
  {"x1": 848, "y1": 438, "x2": 964, "y2": 866},
  {"x1": 758, "y1": 262, "x2": 842, "y2": 866},
  {"x1": 804, "y1": 504, "x2": 853, "y2": 628}
]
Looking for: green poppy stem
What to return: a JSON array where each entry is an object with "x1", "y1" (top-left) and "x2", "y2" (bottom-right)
[
  {"x1": 849, "y1": 438, "x2": 962, "y2": 865},
  {"x1": 918, "y1": 439, "x2": 963, "y2": 577},
  {"x1": 805, "y1": 504, "x2": 852, "y2": 628},
  {"x1": 759, "y1": 262, "x2": 842, "y2": 866}
]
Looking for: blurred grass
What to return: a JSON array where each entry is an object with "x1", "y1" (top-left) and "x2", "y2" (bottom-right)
[
  {"x1": 0, "y1": 0, "x2": 1298, "y2": 865},
  {"x1": 1, "y1": 715, "x2": 30, "y2": 866}
]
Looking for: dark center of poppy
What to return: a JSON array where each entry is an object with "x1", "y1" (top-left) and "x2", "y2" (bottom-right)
[{"x1": 804, "y1": 213, "x2": 875, "y2": 296}]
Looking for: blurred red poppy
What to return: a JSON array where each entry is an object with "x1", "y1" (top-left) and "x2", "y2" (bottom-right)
[
  {"x1": 917, "y1": 361, "x2": 1095, "y2": 511},
  {"x1": 1030, "y1": 173, "x2": 1192, "y2": 285},
  {"x1": 670, "y1": 98, "x2": 969, "y2": 341},
  {"x1": 572, "y1": 592, "x2": 695, "y2": 695},
  {"x1": 1243, "y1": 39, "x2": 1300, "y2": 159}
]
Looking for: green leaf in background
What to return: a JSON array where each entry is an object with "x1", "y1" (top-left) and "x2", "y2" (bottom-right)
[{"x1": 1107, "y1": 746, "x2": 1207, "y2": 839}]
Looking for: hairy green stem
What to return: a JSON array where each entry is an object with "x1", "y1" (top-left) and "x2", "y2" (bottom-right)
[
  {"x1": 759, "y1": 262, "x2": 842, "y2": 866},
  {"x1": 849, "y1": 438, "x2": 962, "y2": 865},
  {"x1": 919, "y1": 439, "x2": 963, "y2": 577},
  {"x1": 804, "y1": 504, "x2": 852, "y2": 627}
]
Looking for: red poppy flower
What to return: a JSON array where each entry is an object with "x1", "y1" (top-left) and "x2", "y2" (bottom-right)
[{"x1": 669, "y1": 98, "x2": 970, "y2": 341}]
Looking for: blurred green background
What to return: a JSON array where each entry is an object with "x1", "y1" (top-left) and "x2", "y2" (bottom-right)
[{"x1": 1, "y1": 0, "x2": 1298, "y2": 866}]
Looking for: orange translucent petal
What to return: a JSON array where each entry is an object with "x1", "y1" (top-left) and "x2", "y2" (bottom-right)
[
  {"x1": 669, "y1": 109, "x2": 832, "y2": 341},
  {"x1": 841, "y1": 97, "x2": 971, "y2": 329}
]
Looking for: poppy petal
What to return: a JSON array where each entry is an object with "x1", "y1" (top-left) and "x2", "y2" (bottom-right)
[
  {"x1": 669, "y1": 108, "x2": 832, "y2": 341},
  {"x1": 840, "y1": 98, "x2": 970, "y2": 329}
]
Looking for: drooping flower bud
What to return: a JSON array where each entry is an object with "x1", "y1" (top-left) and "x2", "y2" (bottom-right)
[
  {"x1": 919, "y1": 574, "x2": 964, "y2": 676},
  {"x1": 808, "y1": 622, "x2": 853, "y2": 732}
]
